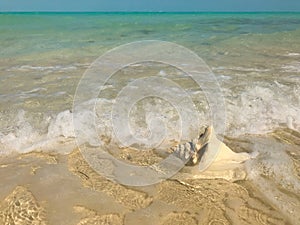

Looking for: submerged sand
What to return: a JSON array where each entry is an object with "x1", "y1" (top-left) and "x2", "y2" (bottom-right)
[{"x1": 0, "y1": 129, "x2": 300, "y2": 225}]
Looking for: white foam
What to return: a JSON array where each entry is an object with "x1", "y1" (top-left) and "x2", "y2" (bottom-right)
[
  {"x1": 7, "y1": 64, "x2": 77, "y2": 73},
  {"x1": 245, "y1": 137, "x2": 300, "y2": 224},
  {"x1": 158, "y1": 70, "x2": 167, "y2": 76},
  {"x1": 47, "y1": 110, "x2": 75, "y2": 139},
  {"x1": 285, "y1": 52, "x2": 300, "y2": 57},
  {"x1": 223, "y1": 66, "x2": 270, "y2": 72},
  {"x1": 0, "y1": 79, "x2": 299, "y2": 154},
  {"x1": 281, "y1": 62, "x2": 300, "y2": 72},
  {"x1": 0, "y1": 107, "x2": 102, "y2": 154},
  {"x1": 0, "y1": 110, "x2": 43, "y2": 153},
  {"x1": 225, "y1": 85, "x2": 300, "y2": 136}
]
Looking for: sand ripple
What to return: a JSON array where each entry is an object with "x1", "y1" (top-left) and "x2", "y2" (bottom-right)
[
  {"x1": 0, "y1": 186, "x2": 47, "y2": 225},
  {"x1": 68, "y1": 149, "x2": 153, "y2": 210}
]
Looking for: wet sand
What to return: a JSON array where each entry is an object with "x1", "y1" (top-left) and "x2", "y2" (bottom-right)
[{"x1": 1, "y1": 130, "x2": 300, "y2": 225}]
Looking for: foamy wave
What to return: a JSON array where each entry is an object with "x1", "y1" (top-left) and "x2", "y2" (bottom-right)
[
  {"x1": 213, "y1": 66, "x2": 270, "y2": 72},
  {"x1": 0, "y1": 110, "x2": 45, "y2": 154},
  {"x1": 0, "y1": 85, "x2": 299, "y2": 154},
  {"x1": 0, "y1": 99, "x2": 112, "y2": 154},
  {"x1": 225, "y1": 83, "x2": 300, "y2": 136},
  {"x1": 245, "y1": 136, "x2": 300, "y2": 224},
  {"x1": 284, "y1": 52, "x2": 300, "y2": 57},
  {"x1": 7, "y1": 65, "x2": 78, "y2": 73},
  {"x1": 281, "y1": 62, "x2": 300, "y2": 73}
]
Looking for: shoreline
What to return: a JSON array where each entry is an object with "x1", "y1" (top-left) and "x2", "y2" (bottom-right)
[{"x1": 0, "y1": 129, "x2": 299, "y2": 224}]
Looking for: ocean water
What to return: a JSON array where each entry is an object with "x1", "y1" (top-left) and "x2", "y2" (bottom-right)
[
  {"x1": 0, "y1": 12, "x2": 300, "y2": 224},
  {"x1": 0, "y1": 12, "x2": 299, "y2": 151}
]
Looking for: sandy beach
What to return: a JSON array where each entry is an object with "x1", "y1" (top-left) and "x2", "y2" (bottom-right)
[{"x1": 1, "y1": 129, "x2": 299, "y2": 225}]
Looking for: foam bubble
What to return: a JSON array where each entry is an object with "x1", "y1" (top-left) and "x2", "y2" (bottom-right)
[
  {"x1": 245, "y1": 136, "x2": 300, "y2": 224},
  {"x1": 47, "y1": 110, "x2": 75, "y2": 139},
  {"x1": 0, "y1": 110, "x2": 43, "y2": 153},
  {"x1": 225, "y1": 85, "x2": 300, "y2": 136}
]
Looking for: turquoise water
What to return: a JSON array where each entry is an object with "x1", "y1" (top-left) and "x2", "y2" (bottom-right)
[
  {"x1": 0, "y1": 12, "x2": 299, "y2": 151},
  {"x1": 1, "y1": 12, "x2": 300, "y2": 58}
]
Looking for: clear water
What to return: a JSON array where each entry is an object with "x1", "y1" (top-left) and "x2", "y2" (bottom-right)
[{"x1": 1, "y1": 12, "x2": 299, "y2": 152}]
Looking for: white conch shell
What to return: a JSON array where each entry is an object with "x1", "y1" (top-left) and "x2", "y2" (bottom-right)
[
  {"x1": 173, "y1": 126, "x2": 251, "y2": 182},
  {"x1": 198, "y1": 126, "x2": 250, "y2": 171}
]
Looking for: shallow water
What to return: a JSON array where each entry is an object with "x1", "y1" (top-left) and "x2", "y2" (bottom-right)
[
  {"x1": 0, "y1": 12, "x2": 300, "y2": 224},
  {"x1": 0, "y1": 130, "x2": 299, "y2": 225},
  {"x1": 1, "y1": 13, "x2": 299, "y2": 146}
]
